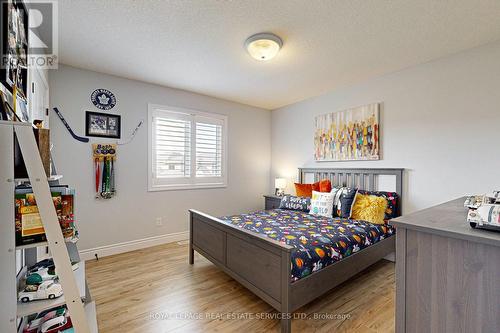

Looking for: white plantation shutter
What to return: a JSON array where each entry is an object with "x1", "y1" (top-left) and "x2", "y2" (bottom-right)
[
  {"x1": 195, "y1": 118, "x2": 223, "y2": 178},
  {"x1": 154, "y1": 116, "x2": 191, "y2": 179},
  {"x1": 148, "y1": 105, "x2": 227, "y2": 191}
]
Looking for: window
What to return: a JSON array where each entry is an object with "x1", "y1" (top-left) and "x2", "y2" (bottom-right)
[{"x1": 148, "y1": 104, "x2": 227, "y2": 191}]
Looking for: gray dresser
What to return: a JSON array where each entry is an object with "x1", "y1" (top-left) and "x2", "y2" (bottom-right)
[{"x1": 390, "y1": 198, "x2": 500, "y2": 333}]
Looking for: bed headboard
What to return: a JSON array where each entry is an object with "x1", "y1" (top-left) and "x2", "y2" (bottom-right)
[{"x1": 298, "y1": 168, "x2": 404, "y2": 216}]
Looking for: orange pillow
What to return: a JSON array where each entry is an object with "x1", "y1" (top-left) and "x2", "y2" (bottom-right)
[
  {"x1": 295, "y1": 183, "x2": 313, "y2": 197},
  {"x1": 295, "y1": 180, "x2": 330, "y2": 197},
  {"x1": 319, "y1": 179, "x2": 332, "y2": 192}
]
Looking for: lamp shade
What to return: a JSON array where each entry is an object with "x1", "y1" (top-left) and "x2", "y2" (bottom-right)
[{"x1": 275, "y1": 178, "x2": 287, "y2": 189}]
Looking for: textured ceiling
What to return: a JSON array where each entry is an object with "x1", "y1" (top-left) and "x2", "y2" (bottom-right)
[{"x1": 58, "y1": 0, "x2": 500, "y2": 109}]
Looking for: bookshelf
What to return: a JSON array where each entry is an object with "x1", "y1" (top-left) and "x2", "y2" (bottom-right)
[{"x1": 0, "y1": 122, "x2": 98, "y2": 332}]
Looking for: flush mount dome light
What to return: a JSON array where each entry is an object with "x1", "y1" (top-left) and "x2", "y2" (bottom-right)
[{"x1": 245, "y1": 33, "x2": 283, "y2": 61}]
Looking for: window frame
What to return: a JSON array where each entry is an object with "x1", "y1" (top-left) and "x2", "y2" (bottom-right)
[{"x1": 148, "y1": 104, "x2": 228, "y2": 191}]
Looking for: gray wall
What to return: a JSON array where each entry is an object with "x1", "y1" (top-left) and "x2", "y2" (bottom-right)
[
  {"x1": 271, "y1": 41, "x2": 500, "y2": 214},
  {"x1": 49, "y1": 65, "x2": 271, "y2": 250}
]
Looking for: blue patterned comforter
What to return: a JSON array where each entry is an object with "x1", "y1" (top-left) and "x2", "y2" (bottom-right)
[{"x1": 219, "y1": 209, "x2": 394, "y2": 282}]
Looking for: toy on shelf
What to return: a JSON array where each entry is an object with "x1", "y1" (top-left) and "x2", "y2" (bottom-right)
[
  {"x1": 464, "y1": 191, "x2": 500, "y2": 232},
  {"x1": 93, "y1": 143, "x2": 117, "y2": 199},
  {"x1": 40, "y1": 314, "x2": 73, "y2": 333},
  {"x1": 18, "y1": 280, "x2": 63, "y2": 303},
  {"x1": 26, "y1": 266, "x2": 57, "y2": 285},
  {"x1": 23, "y1": 306, "x2": 67, "y2": 333}
]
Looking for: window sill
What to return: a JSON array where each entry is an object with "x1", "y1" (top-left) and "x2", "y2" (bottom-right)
[{"x1": 147, "y1": 183, "x2": 227, "y2": 192}]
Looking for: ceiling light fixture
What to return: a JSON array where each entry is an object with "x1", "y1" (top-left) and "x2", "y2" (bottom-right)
[{"x1": 245, "y1": 33, "x2": 283, "y2": 61}]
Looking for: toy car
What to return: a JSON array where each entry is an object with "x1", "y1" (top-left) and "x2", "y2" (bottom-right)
[
  {"x1": 465, "y1": 193, "x2": 500, "y2": 232},
  {"x1": 18, "y1": 281, "x2": 63, "y2": 303},
  {"x1": 22, "y1": 318, "x2": 44, "y2": 333},
  {"x1": 28, "y1": 259, "x2": 54, "y2": 273},
  {"x1": 26, "y1": 267, "x2": 58, "y2": 285},
  {"x1": 22, "y1": 306, "x2": 67, "y2": 333},
  {"x1": 40, "y1": 315, "x2": 72, "y2": 333}
]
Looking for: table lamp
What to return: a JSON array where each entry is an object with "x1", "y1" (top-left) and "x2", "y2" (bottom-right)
[{"x1": 275, "y1": 178, "x2": 286, "y2": 197}]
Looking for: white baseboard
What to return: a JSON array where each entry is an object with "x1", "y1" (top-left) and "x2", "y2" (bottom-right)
[{"x1": 79, "y1": 231, "x2": 189, "y2": 261}]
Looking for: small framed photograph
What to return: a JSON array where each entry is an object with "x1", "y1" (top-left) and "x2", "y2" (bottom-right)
[{"x1": 85, "y1": 111, "x2": 121, "y2": 139}]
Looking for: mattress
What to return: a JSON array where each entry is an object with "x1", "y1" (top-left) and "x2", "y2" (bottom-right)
[{"x1": 219, "y1": 209, "x2": 395, "y2": 282}]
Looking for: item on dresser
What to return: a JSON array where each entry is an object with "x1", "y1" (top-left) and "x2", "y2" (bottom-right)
[
  {"x1": 465, "y1": 192, "x2": 500, "y2": 232},
  {"x1": 275, "y1": 178, "x2": 287, "y2": 197},
  {"x1": 279, "y1": 195, "x2": 311, "y2": 212},
  {"x1": 351, "y1": 193, "x2": 388, "y2": 224},
  {"x1": 309, "y1": 190, "x2": 335, "y2": 217}
]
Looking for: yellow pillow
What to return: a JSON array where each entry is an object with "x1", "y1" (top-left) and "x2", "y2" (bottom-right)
[{"x1": 351, "y1": 194, "x2": 388, "y2": 225}]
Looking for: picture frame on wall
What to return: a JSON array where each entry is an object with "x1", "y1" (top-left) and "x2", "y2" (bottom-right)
[
  {"x1": 1, "y1": 0, "x2": 29, "y2": 97},
  {"x1": 314, "y1": 103, "x2": 380, "y2": 161},
  {"x1": 85, "y1": 111, "x2": 121, "y2": 139}
]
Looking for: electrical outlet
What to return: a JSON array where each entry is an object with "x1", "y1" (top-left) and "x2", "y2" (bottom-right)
[{"x1": 155, "y1": 217, "x2": 163, "y2": 226}]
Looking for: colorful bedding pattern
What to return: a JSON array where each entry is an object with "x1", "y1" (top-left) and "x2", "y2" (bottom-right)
[{"x1": 219, "y1": 209, "x2": 394, "y2": 282}]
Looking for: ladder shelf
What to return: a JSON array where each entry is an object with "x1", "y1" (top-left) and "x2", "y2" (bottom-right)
[{"x1": 0, "y1": 122, "x2": 96, "y2": 332}]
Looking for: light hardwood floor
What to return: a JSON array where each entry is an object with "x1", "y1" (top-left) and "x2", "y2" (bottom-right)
[{"x1": 86, "y1": 242, "x2": 395, "y2": 333}]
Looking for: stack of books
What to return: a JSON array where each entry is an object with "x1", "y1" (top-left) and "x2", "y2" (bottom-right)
[{"x1": 15, "y1": 185, "x2": 78, "y2": 246}]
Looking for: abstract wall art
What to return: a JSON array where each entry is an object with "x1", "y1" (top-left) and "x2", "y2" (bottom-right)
[{"x1": 314, "y1": 103, "x2": 380, "y2": 161}]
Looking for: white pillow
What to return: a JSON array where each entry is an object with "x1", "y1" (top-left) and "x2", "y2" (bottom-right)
[{"x1": 309, "y1": 190, "x2": 335, "y2": 217}]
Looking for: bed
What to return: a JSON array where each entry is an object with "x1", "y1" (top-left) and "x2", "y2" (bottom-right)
[{"x1": 189, "y1": 168, "x2": 404, "y2": 333}]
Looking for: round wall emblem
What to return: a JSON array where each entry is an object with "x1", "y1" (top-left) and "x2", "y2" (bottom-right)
[{"x1": 91, "y1": 89, "x2": 117, "y2": 110}]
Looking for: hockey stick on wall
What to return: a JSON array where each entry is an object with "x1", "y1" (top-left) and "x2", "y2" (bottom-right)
[{"x1": 52, "y1": 107, "x2": 89, "y2": 143}]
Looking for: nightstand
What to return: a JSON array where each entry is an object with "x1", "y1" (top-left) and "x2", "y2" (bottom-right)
[{"x1": 263, "y1": 195, "x2": 283, "y2": 210}]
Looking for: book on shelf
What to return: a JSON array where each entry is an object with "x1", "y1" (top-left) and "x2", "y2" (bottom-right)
[{"x1": 15, "y1": 188, "x2": 78, "y2": 247}]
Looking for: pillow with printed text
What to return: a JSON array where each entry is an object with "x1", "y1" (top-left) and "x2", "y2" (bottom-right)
[
  {"x1": 309, "y1": 191, "x2": 335, "y2": 217},
  {"x1": 279, "y1": 195, "x2": 311, "y2": 212}
]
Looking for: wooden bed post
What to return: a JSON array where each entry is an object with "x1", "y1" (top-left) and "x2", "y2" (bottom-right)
[
  {"x1": 281, "y1": 250, "x2": 291, "y2": 333},
  {"x1": 189, "y1": 213, "x2": 194, "y2": 265}
]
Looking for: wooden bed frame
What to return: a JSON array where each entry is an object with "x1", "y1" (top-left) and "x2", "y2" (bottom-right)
[{"x1": 189, "y1": 168, "x2": 404, "y2": 333}]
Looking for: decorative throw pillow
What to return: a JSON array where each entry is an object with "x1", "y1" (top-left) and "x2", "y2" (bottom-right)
[
  {"x1": 330, "y1": 187, "x2": 342, "y2": 217},
  {"x1": 295, "y1": 182, "x2": 316, "y2": 197},
  {"x1": 294, "y1": 181, "x2": 326, "y2": 197},
  {"x1": 309, "y1": 191, "x2": 335, "y2": 217},
  {"x1": 351, "y1": 193, "x2": 388, "y2": 224},
  {"x1": 333, "y1": 187, "x2": 358, "y2": 218},
  {"x1": 357, "y1": 190, "x2": 399, "y2": 220},
  {"x1": 319, "y1": 179, "x2": 332, "y2": 192},
  {"x1": 279, "y1": 195, "x2": 311, "y2": 212}
]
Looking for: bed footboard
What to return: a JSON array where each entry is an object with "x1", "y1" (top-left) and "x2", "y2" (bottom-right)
[{"x1": 189, "y1": 209, "x2": 293, "y2": 332}]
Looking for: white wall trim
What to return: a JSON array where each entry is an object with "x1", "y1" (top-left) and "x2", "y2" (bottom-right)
[{"x1": 79, "y1": 231, "x2": 189, "y2": 261}]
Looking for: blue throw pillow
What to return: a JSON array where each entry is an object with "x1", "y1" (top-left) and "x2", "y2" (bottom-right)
[
  {"x1": 334, "y1": 187, "x2": 358, "y2": 218},
  {"x1": 279, "y1": 195, "x2": 311, "y2": 212}
]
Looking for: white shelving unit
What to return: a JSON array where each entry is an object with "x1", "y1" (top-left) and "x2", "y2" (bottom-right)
[{"x1": 0, "y1": 121, "x2": 98, "y2": 332}]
